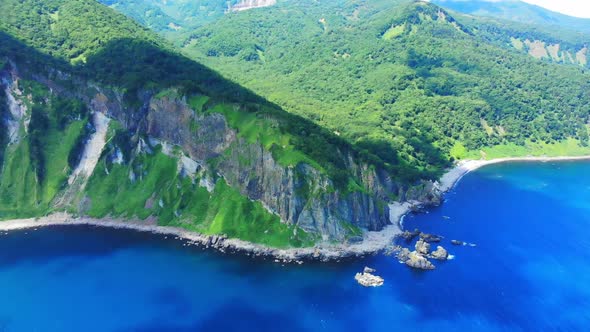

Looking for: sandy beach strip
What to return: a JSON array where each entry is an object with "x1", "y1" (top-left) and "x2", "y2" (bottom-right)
[{"x1": 438, "y1": 155, "x2": 590, "y2": 193}]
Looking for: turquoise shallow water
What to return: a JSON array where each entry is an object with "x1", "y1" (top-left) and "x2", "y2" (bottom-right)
[{"x1": 0, "y1": 161, "x2": 589, "y2": 331}]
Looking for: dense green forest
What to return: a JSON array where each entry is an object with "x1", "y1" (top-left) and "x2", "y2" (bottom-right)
[
  {"x1": 99, "y1": 0, "x2": 590, "y2": 165},
  {"x1": 98, "y1": 0, "x2": 243, "y2": 42},
  {"x1": 5, "y1": 0, "x2": 590, "y2": 182},
  {"x1": 2, "y1": 0, "x2": 458, "y2": 185},
  {"x1": 173, "y1": 0, "x2": 590, "y2": 161}
]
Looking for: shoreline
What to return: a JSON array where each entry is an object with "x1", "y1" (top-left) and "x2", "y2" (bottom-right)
[
  {"x1": 1, "y1": 155, "x2": 589, "y2": 261},
  {"x1": 0, "y1": 213, "x2": 402, "y2": 262},
  {"x1": 437, "y1": 155, "x2": 590, "y2": 194}
]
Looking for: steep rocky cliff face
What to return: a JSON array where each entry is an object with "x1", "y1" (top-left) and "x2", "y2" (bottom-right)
[{"x1": 0, "y1": 60, "x2": 433, "y2": 245}]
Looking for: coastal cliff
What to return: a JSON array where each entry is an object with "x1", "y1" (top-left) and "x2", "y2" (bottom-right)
[{"x1": 0, "y1": 59, "x2": 439, "y2": 249}]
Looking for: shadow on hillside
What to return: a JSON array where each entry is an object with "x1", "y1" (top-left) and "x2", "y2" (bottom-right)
[{"x1": 0, "y1": 31, "x2": 448, "y2": 183}]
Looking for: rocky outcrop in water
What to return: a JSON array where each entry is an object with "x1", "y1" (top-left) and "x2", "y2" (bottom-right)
[
  {"x1": 355, "y1": 267, "x2": 384, "y2": 287},
  {"x1": 394, "y1": 243, "x2": 438, "y2": 270},
  {"x1": 420, "y1": 232, "x2": 442, "y2": 243},
  {"x1": 401, "y1": 229, "x2": 421, "y2": 242},
  {"x1": 415, "y1": 239, "x2": 431, "y2": 255},
  {"x1": 430, "y1": 246, "x2": 449, "y2": 260},
  {"x1": 405, "y1": 251, "x2": 435, "y2": 270}
]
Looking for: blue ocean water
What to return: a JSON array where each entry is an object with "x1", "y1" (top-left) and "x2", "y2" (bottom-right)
[{"x1": 0, "y1": 161, "x2": 589, "y2": 331}]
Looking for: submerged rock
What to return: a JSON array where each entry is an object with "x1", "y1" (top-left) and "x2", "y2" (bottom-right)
[
  {"x1": 355, "y1": 271, "x2": 384, "y2": 287},
  {"x1": 405, "y1": 251, "x2": 435, "y2": 270},
  {"x1": 430, "y1": 246, "x2": 449, "y2": 260},
  {"x1": 400, "y1": 229, "x2": 421, "y2": 242},
  {"x1": 451, "y1": 240, "x2": 465, "y2": 246},
  {"x1": 415, "y1": 239, "x2": 431, "y2": 255},
  {"x1": 363, "y1": 266, "x2": 376, "y2": 274},
  {"x1": 419, "y1": 232, "x2": 442, "y2": 243}
]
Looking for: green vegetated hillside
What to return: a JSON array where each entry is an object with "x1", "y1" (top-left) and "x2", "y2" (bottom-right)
[
  {"x1": 167, "y1": 0, "x2": 590, "y2": 161},
  {"x1": 97, "y1": 0, "x2": 243, "y2": 42},
  {"x1": 2, "y1": 0, "x2": 590, "y2": 248},
  {"x1": 0, "y1": 0, "x2": 409, "y2": 247},
  {"x1": 433, "y1": 1, "x2": 590, "y2": 67}
]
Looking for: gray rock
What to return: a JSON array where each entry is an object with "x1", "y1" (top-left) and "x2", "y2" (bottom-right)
[
  {"x1": 395, "y1": 247, "x2": 411, "y2": 262},
  {"x1": 430, "y1": 246, "x2": 449, "y2": 260},
  {"x1": 420, "y1": 232, "x2": 442, "y2": 243},
  {"x1": 451, "y1": 240, "x2": 465, "y2": 246},
  {"x1": 355, "y1": 272, "x2": 384, "y2": 287},
  {"x1": 363, "y1": 266, "x2": 376, "y2": 274},
  {"x1": 415, "y1": 239, "x2": 431, "y2": 255},
  {"x1": 401, "y1": 229, "x2": 421, "y2": 242},
  {"x1": 405, "y1": 251, "x2": 435, "y2": 270}
]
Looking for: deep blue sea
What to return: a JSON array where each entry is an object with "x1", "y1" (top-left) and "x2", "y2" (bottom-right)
[{"x1": 1, "y1": 161, "x2": 589, "y2": 331}]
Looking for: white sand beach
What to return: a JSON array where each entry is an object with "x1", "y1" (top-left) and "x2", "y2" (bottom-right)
[{"x1": 438, "y1": 155, "x2": 590, "y2": 193}]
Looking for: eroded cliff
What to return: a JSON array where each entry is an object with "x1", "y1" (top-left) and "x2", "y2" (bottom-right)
[{"x1": 0, "y1": 60, "x2": 438, "y2": 247}]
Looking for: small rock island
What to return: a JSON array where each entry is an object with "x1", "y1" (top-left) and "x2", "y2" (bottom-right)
[
  {"x1": 394, "y1": 230, "x2": 451, "y2": 270},
  {"x1": 355, "y1": 267, "x2": 384, "y2": 287}
]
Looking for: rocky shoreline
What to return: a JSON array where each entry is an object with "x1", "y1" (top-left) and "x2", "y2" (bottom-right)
[
  {"x1": 0, "y1": 213, "x2": 402, "y2": 263},
  {"x1": 1, "y1": 156, "x2": 589, "y2": 262}
]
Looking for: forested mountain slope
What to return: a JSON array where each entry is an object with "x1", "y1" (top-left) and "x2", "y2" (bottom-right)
[
  {"x1": 0, "y1": 0, "x2": 433, "y2": 247},
  {"x1": 172, "y1": 0, "x2": 590, "y2": 162},
  {"x1": 432, "y1": 0, "x2": 590, "y2": 66},
  {"x1": 98, "y1": 0, "x2": 277, "y2": 41}
]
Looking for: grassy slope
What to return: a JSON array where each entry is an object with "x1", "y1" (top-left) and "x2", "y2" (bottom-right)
[
  {"x1": 0, "y1": 81, "x2": 88, "y2": 218},
  {"x1": 85, "y1": 143, "x2": 315, "y2": 248},
  {"x1": 463, "y1": 139, "x2": 590, "y2": 160}
]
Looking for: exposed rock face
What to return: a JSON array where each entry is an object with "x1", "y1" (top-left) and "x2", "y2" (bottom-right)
[
  {"x1": 405, "y1": 251, "x2": 435, "y2": 270},
  {"x1": 355, "y1": 270, "x2": 384, "y2": 287},
  {"x1": 415, "y1": 239, "x2": 430, "y2": 255},
  {"x1": 1, "y1": 72, "x2": 27, "y2": 144},
  {"x1": 229, "y1": 0, "x2": 277, "y2": 12},
  {"x1": 430, "y1": 246, "x2": 449, "y2": 260},
  {"x1": 1, "y1": 62, "x2": 443, "y2": 244},
  {"x1": 144, "y1": 96, "x2": 419, "y2": 240},
  {"x1": 403, "y1": 181, "x2": 442, "y2": 206}
]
